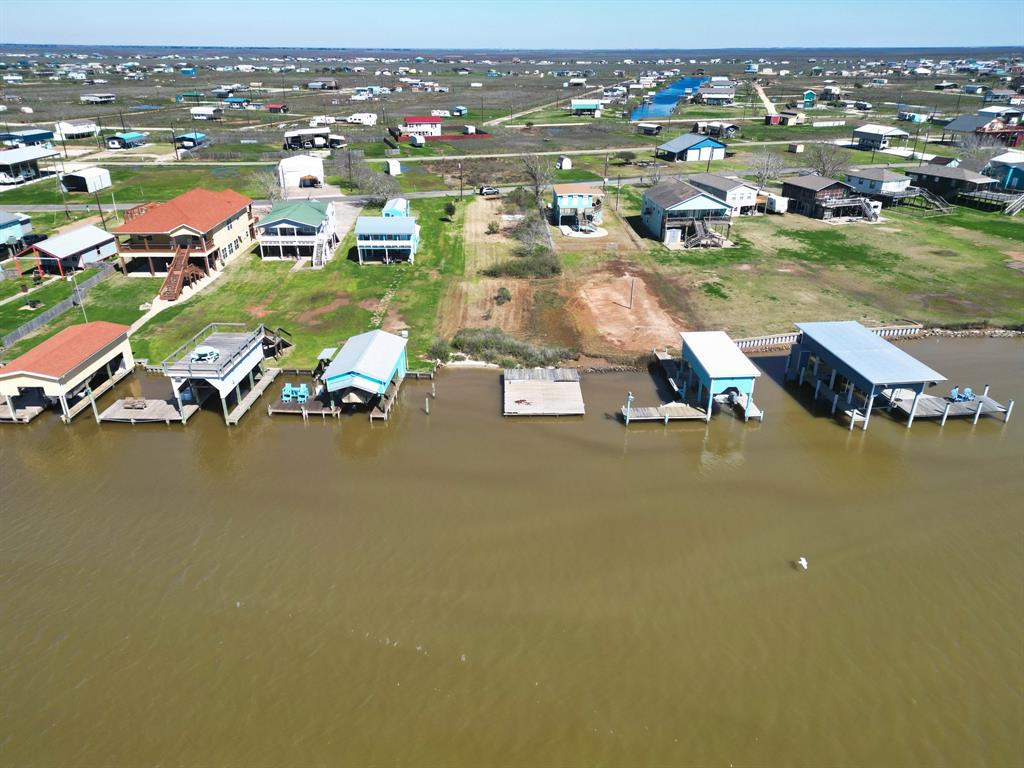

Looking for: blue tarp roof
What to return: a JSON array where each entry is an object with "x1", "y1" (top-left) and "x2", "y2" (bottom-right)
[
  {"x1": 113, "y1": 132, "x2": 145, "y2": 141},
  {"x1": 796, "y1": 321, "x2": 945, "y2": 387},
  {"x1": 178, "y1": 132, "x2": 206, "y2": 141}
]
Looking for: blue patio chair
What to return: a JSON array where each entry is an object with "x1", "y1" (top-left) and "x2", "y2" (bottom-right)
[
  {"x1": 296, "y1": 384, "x2": 310, "y2": 404},
  {"x1": 281, "y1": 383, "x2": 294, "y2": 403},
  {"x1": 962, "y1": 387, "x2": 975, "y2": 402},
  {"x1": 949, "y1": 386, "x2": 960, "y2": 401}
]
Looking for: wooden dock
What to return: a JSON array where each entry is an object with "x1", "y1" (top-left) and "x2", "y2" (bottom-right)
[
  {"x1": 99, "y1": 398, "x2": 200, "y2": 424},
  {"x1": 369, "y1": 377, "x2": 402, "y2": 421},
  {"x1": 63, "y1": 365, "x2": 133, "y2": 423},
  {"x1": 0, "y1": 401, "x2": 45, "y2": 424},
  {"x1": 267, "y1": 382, "x2": 341, "y2": 420},
  {"x1": 225, "y1": 368, "x2": 280, "y2": 426},
  {"x1": 503, "y1": 368, "x2": 585, "y2": 416},
  {"x1": 881, "y1": 387, "x2": 1013, "y2": 425},
  {"x1": 622, "y1": 402, "x2": 708, "y2": 423}
]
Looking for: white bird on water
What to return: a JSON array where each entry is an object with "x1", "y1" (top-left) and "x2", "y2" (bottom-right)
[{"x1": 797, "y1": 556, "x2": 809, "y2": 571}]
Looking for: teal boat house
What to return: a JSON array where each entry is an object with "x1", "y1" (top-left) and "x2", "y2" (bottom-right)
[
  {"x1": 323, "y1": 330, "x2": 408, "y2": 407},
  {"x1": 679, "y1": 331, "x2": 763, "y2": 421}
]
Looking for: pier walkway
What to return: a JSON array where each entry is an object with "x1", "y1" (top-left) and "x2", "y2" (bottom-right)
[{"x1": 225, "y1": 368, "x2": 280, "y2": 426}]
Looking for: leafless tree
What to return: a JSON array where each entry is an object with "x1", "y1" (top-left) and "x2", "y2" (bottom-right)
[
  {"x1": 520, "y1": 154, "x2": 553, "y2": 201},
  {"x1": 750, "y1": 149, "x2": 786, "y2": 189},
  {"x1": 956, "y1": 132, "x2": 1003, "y2": 163},
  {"x1": 805, "y1": 141, "x2": 849, "y2": 178},
  {"x1": 646, "y1": 164, "x2": 663, "y2": 186},
  {"x1": 246, "y1": 169, "x2": 282, "y2": 201}
]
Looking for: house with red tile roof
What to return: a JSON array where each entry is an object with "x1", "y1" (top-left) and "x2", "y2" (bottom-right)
[
  {"x1": 112, "y1": 188, "x2": 254, "y2": 279},
  {"x1": 0, "y1": 321, "x2": 133, "y2": 424}
]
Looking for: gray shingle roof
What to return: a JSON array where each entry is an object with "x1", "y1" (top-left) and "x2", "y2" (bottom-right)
[
  {"x1": 781, "y1": 174, "x2": 852, "y2": 192},
  {"x1": 643, "y1": 180, "x2": 729, "y2": 210},
  {"x1": 845, "y1": 168, "x2": 907, "y2": 183},
  {"x1": 688, "y1": 172, "x2": 754, "y2": 197},
  {"x1": 905, "y1": 164, "x2": 995, "y2": 183}
]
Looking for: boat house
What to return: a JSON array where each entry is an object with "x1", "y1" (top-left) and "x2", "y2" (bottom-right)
[
  {"x1": 322, "y1": 330, "x2": 408, "y2": 416},
  {"x1": 786, "y1": 321, "x2": 947, "y2": 430},
  {"x1": 0, "y1": 321, "x2": 133, "y2": 424},
  {"x1": 678, "y1": 331, "x2": 763, "y2": 421}
]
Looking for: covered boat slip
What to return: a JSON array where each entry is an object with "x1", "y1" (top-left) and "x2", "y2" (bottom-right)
[
  {"x1": 320, "y1": 330, "x2": 408, "y2": 421},
  {"x1": 783, "y1": 320, "x2": 1011, "y2": 430},
  {"x1": 0, "y1": 321, "x2": 133, "y2": 425},
  {"x1": 157, "y1": 323, "x2": 273, "y2": 425},
  {"x1": 502, "y1": 368, "x2": 585, "y2": 416}
]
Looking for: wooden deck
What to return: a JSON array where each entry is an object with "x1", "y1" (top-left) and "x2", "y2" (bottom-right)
[
  {"x1": 881, "y1": 387, "x2": 1012, "y2": 424},
  {"x1": 267, "y1": 382, "x2": 340, "y2": 419},
  {"x1": 225, "y1": 368, "x2": 280, "y2": 426},
  {"x1": 369, "y1": 377, "x2": 402, "y2": 421},
  {"x1": 99, "y1": 398, "x2": 199, "y2": 424},
  {"x1": 503, "y1": 368, "x2": 585, "y2": 416},
  {"x1": 63, "y1": 366, "x2": 133, "y2": 423},
  {"x1": 0, "y1": 402, "x2": 46, "y2": 424},
  {"x1": 622, "y1": 402, "x2": 708, "y2": 423}
]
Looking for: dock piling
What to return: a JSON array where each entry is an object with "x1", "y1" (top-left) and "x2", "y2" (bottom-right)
[
  {"x1": 973, "y1": 399, "x2": 984, "y2": 426},
  {"x1": 941, "y1": 401, "x2": 952, "y2": 426},
  {"x1": 1005, "y1": 400, "x2": 1014, "y2": 423},
  {"x1": 424, "y1": 397, "x2": 430, "y2": 415}
]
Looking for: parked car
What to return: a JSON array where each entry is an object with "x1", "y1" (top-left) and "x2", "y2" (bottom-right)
[{"x1": 478, "y1": 186, "x2": 500, "y2": 197}]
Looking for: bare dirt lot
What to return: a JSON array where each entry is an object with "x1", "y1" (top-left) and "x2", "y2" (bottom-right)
[{"x1": 569, "y1": 262, "x2": 685, "y2": 355}]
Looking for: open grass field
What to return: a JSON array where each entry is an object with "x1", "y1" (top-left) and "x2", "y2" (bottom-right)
[
  {"x1": 130, "y1": 197, "x2": 463, "y2": 368},
  {"x1": 0, "y1": 164, "x2": 276, "y2": 205},
  {"x1": 0, "y1": 267, "x2": 100, "y2": 339}
]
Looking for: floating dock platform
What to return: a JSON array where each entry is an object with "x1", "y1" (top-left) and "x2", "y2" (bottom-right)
[
  {"x1": 881, "y1": 387, "x2": 1013, "y2": 425},
  {"x1": 503, "y1": 368, "x2": 585, "y2": 416},
  {"x1": 99, "y1": 398, "x2": 199, "y2": 424},
  {"x1": 621, "y1": 402, "x2": 708, "y2": 423}
]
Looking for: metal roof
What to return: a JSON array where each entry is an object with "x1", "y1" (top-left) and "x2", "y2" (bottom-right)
[
  {"x1": 853, "y1": 123, "x2": 910, "y2": 137},
  {"x1": 681, "y1": 331, "x2": 761, "y2": 380},
  {"x1": 688, "y1": 172, "x2": 754, "y2": 196},
  {"x1": 905, "y1": 164, "x2": 996, "y2": 184},
  {"x1": 178, "y1": 131, "x2": 206, "y2": 141},
  {"x1": 657, "y1": 133, "x2": 725, "y2": 154},
  {"x1": 782, "y1": 174, "x2": 852, "y2": 192},
  {"x1": 324, "y1": 330, "x2": 407, "y2": 388},
  {"x1": 796, "y1": 321, "x2": 945, "y2": 386},
  {"x1": 644, "y1": 179, "x2": 729, "y2": 210},
  {"x1": 355, "y1": 216, "x2": 417, "y2": 235},
  {"x1": 0, "y1": 145, "x2": 60, "y2": 165},
  {"x1": 845, "y1": 168, "x2": 907, "y2": 183},
  {"x1": 259, "y1": 200, "x2": 329, "y2": 228},
  {"x1": 36, "y1": 224, "x2": 114, "y2": 260}
]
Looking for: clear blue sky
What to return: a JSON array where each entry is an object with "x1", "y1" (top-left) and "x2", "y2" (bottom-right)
[{"x1": 3, "y1": 0, "x2": 1022, "y2": 49}]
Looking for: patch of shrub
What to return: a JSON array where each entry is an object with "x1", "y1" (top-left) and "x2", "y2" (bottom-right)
[
  {"x1": 427, "y1": 337, "x2": 451, "y2": 362},
  {"x1": 481, "y1": 249, "x2": 561, "y2": 278},
  {"x1": 486, "y1": 220, "x2": 500, "y2": 235},
  {"x1": 495, "y1": 286, "x2": 512, "y2": 305},
  {"x1": 451, "y1": 327, "x2": 575, "y2": 367},
  {"x1": 702, "y1": 282, "x2": 729, "y2": 300}
]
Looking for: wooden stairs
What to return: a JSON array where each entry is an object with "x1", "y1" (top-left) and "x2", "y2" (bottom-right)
[{"x1": 159, "y1": 247, "x2": 205, "y2": 302}]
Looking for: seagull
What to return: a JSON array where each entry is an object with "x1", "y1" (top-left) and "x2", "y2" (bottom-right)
[{"x1": 797, "y1": 556, "x2": 809, "y2": 571}]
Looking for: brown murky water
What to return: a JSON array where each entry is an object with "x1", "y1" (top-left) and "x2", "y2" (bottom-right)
[{"x1": 2, "y1": 339, "x2": 1021, "y2": 766}]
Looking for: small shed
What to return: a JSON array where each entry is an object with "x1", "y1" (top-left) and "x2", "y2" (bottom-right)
[
  {"x1": 679, "y1": 331, "x2": 763, "y2": 421},
  {"x1": 322, "y1": 330, "x2": 408, "y2": 405},
  {"x1": 382, "y1": 197, "x2": 410, "y2": 217},
  {"x1": 384, "y1": 158, "x2": 402, "y2": 176},
  {"x1": 267, "y1": 103, "x2": 289, "y2": 113},
  {"x1": 557, "y1": 156, "x2": 573, "y2": 170},
  {"x1": 60, "y1": 166, "x2": 111, "y2": 193}
]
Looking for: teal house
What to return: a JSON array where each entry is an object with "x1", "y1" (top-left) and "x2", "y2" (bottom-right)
[
  {"x1": 0, "y1": 210, "x2": 31, "y2": 250},
  {"x1": 678, "y1": 331, "x2": 763, "y2": 421},
  {"x1": 323, "y1": 330, "x2": 408, "y2": 405},
  {"x1": 802, "y1": 89, "x2": 817, "y2": 109},
  {"x1": 552, "y1": 183, "x2": 604, "y2": 228}
]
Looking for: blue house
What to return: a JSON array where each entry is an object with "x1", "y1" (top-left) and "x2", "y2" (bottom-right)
[
  {"x1": 802, "y1": 89, "x2": 817, "y2": 109},
  {"x1": 0, "y1": 128, "x2": 54, "y2": 146},
  {"x1": 323, "y1": 330, "x2": 408, "y2": 405},
  {"x1": 354, "y1": 216, "x2": 420, "y2": 264},
  {"x1": 654, "y1": 134, "x2": 727, "y2": 162},
  {"x1": 678, "y1": 331, "x2": 763, "y2": 421},
  {"x1": 0, "y1": 210, "x2": 31, "y2": 251},
  {"x1": 181, "y1": 67, "x2": 197, "y2": 77},
  {"x1": 985, "y1": 151, "x2": 1024, "y2": 190},
  {"x1": 552, "y1": 183, "x2": 604, "y2": 228}
]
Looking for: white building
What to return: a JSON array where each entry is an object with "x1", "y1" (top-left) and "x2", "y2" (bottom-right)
[
  {"x1": 54, "y1": 119, "x2": 99, "y2": 140},
  {"x1": 401, "y1": 116, "x2": 442, "y2": 137},
  {"x1": 190, "y1": 106, "x2": 224, "y2": 120},
  {"x1": 852, "y1": 124, "x2": 910, "y2": 150},
  {"x1": 346, "y1": 113, "x2": 378, "y2": 126},
  {"x1": 277, "y1": 154, "x2": 325, "y2": 189},
  {"x1": 60, "y1": 166, "x2": 112, "y2": 193},
  {"x1": 844, "y1": 168, "x2": 913, "y2": 201},
  {"x1": 687, "y1": 173, "x2": 758, "y2": 216}
]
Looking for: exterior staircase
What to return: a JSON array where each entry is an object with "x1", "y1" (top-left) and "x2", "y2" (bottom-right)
[
  {"x1": 159, "y1": 247, "x2": 205, "y2": 302},
  {"x1": 311, "y1": 235, "x2": 329, "y2": 269},
  {"x1": 1004, "y1": 193, "x2": 1024, "y2": 216},
  {"x1": 858, "y1": 197, "x2": 878, "y2": 221},
  {"x1": 918, "y1": 187, "x2": 952, "y2": 214}
]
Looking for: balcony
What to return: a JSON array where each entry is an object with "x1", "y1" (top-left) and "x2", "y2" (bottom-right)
[{"x1": 119, "y1": 240, "x2": 212, "y2": 255}]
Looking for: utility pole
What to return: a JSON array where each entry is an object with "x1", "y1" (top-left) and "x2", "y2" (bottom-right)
[
  {"x1": 170, "y1": 124, "x2": 180, "y2": 161},
  {"x1": 93, "y1": 190, "x2": 108, "y2": 227},
  {"x1": 603, "y1": 153, "x2": 609, "y2": 191},
  {"x1": 458, "y1": 161, "x2": 464, "y2": 198},
  {"x1": 616, "y1": 175, "x2": 621, "y2": 211}
]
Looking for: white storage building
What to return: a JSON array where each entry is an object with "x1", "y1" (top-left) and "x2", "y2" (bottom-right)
[{"x1": 277, "y1": 154, "x2": 324, "y2": 189}]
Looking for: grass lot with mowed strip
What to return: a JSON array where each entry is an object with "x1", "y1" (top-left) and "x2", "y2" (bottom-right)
[
  {"x1": 131, "y1": 197, "x2": 464, "y2": 368},
  {"x1": 0, "y1": 165, "x2": 275, "y2": 205},
  {"x1": 638, "y1": 204, "x2": 1024, "y2": 336}
]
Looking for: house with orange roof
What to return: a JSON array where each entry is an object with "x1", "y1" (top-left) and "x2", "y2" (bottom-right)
[
  {"x1": 0, "y1": 321, "x2": 133, "y2": 424},
  {"x1": 112, "y1": 189, "x2": 254, "y2": 298}
]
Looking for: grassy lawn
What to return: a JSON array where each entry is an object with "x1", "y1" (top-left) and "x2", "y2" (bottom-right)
[
  {"x1": 0, "y1": 165, "x2": 276, "y2": 206},
  {"x1": 395, "y1": 167, "x2": 448, "y2": 193},
  {"x1": 0, "y1": 268, "x2": 101, "y2": 339},
  {"x1": 636, "y1": 203, "x2": 1023, "y2": 336},
  {"x1": 131, "y1": 197, "x2": 464, "y2": 368},
  {"x1": 1, "y1": 274, "x2": 163, "y2": 359}
]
